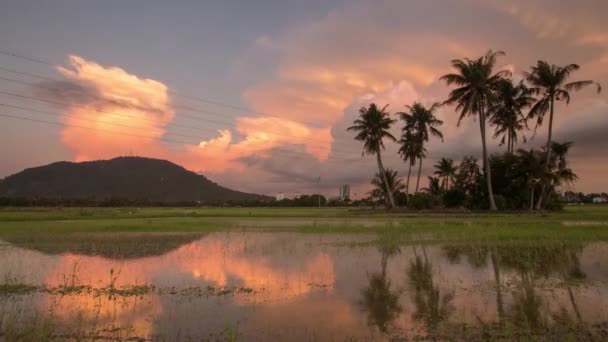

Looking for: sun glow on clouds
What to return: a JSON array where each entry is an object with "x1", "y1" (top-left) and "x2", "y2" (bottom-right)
[{"x1": 52, "y1": 56, "x2": 333, "y2": 172}]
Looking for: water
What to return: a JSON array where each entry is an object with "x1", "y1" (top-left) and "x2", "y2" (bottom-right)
[{"x1": 0, "y1": 232, "x2": 607, "y2": 340}]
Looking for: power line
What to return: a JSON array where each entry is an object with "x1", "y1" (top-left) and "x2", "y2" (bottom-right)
[
  {"x1": 0, "y1": 48, "x2": 368, "y2": 152},
  {"x1": 0, "y1": 87, "x2": 360, "y2": 158},
  {"x1": 0, "y1": 108, "x2": 363, "y2": 162},
  {"x1": 0, "y1": 92, "x2": 359, "y2": 159},
  {"x1": 0, "y1": 72, "x2": 360, "y2": 153},
  {"x1": 0, "y1": 49, "x2": 386, "y2": 161},
  {"x1": 0, "y1": 49, "x2": 288, "y2": 119},
  {"x1": 0, "y1": 112, "x2": 190, "y2": 144}
]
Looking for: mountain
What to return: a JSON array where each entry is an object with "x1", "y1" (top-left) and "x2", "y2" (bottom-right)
[{"x1": 0, "y1": 157, "x2": 269, "y2": 203}]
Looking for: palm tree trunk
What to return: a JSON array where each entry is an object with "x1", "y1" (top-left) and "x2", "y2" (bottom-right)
[
  {"x1": 415, "y1": 157, "x2": 422, "y2": 193},
  {"x1": 536, "y1": 97, "x2": 555, "y2": 210},
  {"x1": 490, "y1": 251, "x2": 504, "y2": 324},
  {"x1": 530, "y1": 186, "x2": 535, "y2": 211},
  {"x1": 480, "y1": 105, "x2": 498, "y2": 211},
  {"x1": 377, "y1": 149, "x2": 395, "y2": 209},
  {"x1": 406, "y1": 161, "x2": 413, "y2": 202}
]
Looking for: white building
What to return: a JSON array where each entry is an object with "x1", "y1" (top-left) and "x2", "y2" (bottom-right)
[
  {"x1": 275, "y1": 192, "x2": 285, "y2": 201},
  {"x1": 592, "y1": 197, "x2": 607, "y2": 203}
]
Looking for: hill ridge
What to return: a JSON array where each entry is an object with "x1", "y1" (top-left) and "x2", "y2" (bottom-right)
[{"x1": 0, "y1": 156, "x2": 268, "y2": 203}]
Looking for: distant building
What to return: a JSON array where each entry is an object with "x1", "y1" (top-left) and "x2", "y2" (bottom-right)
[
  {"x1": 339, "y1": 184, "x2": 350, "y2": 201},
  {"x1": 593, "y1": 197, "x2": 607, "y2": 203},
  {"x1": 275, "y1": 192, "x2": 285, "y2": 201}
]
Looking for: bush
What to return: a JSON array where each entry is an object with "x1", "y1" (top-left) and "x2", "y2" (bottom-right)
[
  {"x1": 493, "y1": 195, "x2": 507, "y2": 210},
  {"x1": 409, "y1": 192, "x2": 437, "y2": 210},
  {"x1": 443, "y1": 188, "x2": 466, "y2": 208}
]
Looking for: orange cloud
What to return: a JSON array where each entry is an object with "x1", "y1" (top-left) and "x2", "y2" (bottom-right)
[
  {"x1": 186, "y1": 116, "x2": 333, "y2": 172},
  {"x1": 57, "y1": 55, "x2": 173, "y2": 162},
  {"x1": 51, "y1": 55, "x2": 334, "y2": 173}
]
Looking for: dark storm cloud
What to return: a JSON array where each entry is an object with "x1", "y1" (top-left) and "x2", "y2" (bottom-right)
[{"x1": 32, "y1": 79, "x2": 167, "y2": 116}]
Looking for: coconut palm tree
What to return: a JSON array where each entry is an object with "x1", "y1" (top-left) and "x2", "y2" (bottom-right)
[
  {"x1": 544, "y1": 141, "x2": 577, "y2": 205},
  {"x1": 489, "y1": 79, "x2": 535, "y2": 153},
  {"x1": 398, "y1": 102, "x2": 443, "y2": 193},
  {"x1": 433, "y1": 158, "x2": 457, "y2": 190},
  {"x1": 370, "y1": 169, "x2": 405, "y2": 206},
  {"x1": 348, "y1": 103, "x2": 397, "y2": 208},
  {"x1": 440, "y1": 50, "x2": 510, "y2": 211},
  {"x1": 423, "y1": 176, "x2": 443, "y2": 196},
  {"x1": 524, "y1": 61, "x2": 601, "y2": 209},
  {"x1": 399, "y1": 130, "x2": 426, "y2": 198},
  {"x1": 516, "y1": 149, "x2": 544, "y2": 210}
]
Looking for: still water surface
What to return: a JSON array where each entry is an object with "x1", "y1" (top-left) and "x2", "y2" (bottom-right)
[{"x1": 0, "y1": 232, "x2": 607, "y2": 340}]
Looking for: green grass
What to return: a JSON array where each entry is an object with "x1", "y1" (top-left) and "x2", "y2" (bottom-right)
[{"x1": 0, "y1": 205, "x2": 607, "y2": 242}]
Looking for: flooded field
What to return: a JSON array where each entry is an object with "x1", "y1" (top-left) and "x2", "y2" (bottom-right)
[{"x1": 1, "y1": 231, "x2": 607, "y2": 341}]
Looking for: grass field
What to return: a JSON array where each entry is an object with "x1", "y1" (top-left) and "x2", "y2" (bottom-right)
[{"x1": 1, "y1": 205, "x2": 607, "y2": 242}]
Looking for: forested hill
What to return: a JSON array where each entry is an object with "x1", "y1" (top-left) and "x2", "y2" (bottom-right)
[{"x1": 0, "y1": 157, "x2": 269, "y2": 203}]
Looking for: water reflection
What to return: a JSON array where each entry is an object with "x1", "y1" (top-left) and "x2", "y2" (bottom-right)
[
  {"x1": 407, "y1": 249, "x2": 454, "y2": 334},
  {"x1": 0, "y1": 233, "x2": 607, "y2": 340},
  {"x1": 359, "y1": 237, "x2": 402, "y2": 333}
]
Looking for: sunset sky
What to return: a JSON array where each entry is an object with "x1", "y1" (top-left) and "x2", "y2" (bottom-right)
[{"x1": 1, "y1": 0, "x2": 607, "y2": 197}]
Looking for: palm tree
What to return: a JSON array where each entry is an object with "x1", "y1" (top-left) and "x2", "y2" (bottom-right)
[
  {"x1": 399, "y1": 130, "x2": 426, "y2": 198},
  {"x1": 489, "y1": 79, "x2": 535, "y2": 153},
  {"x1": 544, "y1": 141, "x2": 578, "y2": 205},
  {"x1": 524, "y1": 61, "x2": 601, "y2": 209},
  {"x1": 433, "y1": 158, "x2": 457, "y2": 190},
  {"x1": 423, "y1": 176, "x2": 442, "y2": 196},
  {"x1": 348, "y1": 103, "x2": 397, "y2": 208},
  {"x1": 516, "y1": 148, "x2": 544, "y2": 210},
  {"x1": 440, "y1": 50, "x2": 510, "y2": 211},
  {"x1": 370, "y1": 169, "x2": 405, "y2": 206},
  {"x1": 398, "y1": 102, "x2": 443, "y2": 193}
]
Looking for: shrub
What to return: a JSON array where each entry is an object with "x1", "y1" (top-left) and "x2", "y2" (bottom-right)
[
  {"x1": 409, "y1": 192, "x2": 437, "y2": 210},
  {"x1": 443, "y1": 188, "x2": 467, "y2": 208}
]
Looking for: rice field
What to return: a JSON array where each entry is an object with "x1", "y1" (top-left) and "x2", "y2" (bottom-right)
[{"x1": 0, "y1": 205, "x2": 607, "y2": 340}]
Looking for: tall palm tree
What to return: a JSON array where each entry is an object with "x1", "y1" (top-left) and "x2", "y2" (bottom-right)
[
  {"x1": 516, "y1": 148, "x2": 544, "y2": 210},
  {"x1": 433, "y1": 158, "x2": 457, "y2": 190},
  {"x1": 348, "y1": 103, "x2": 397, "y2": 208},
  {"x1": 524, "y1": 61, "x2": 601, "y2": 209},
  {"x1": 399, "y1": 130, "x2": 426, "y2": 198},
  {"x1": 440, "y1": 50, "x2": 510, "y2": 211},
  {"x1": 370, "y1": 169, "x2": 405, "y2": 206},
  {"x1": 489, "y1": 79, "x2": 535, "y2": 153},
  {"x1": 398, "y1": 102, "x2": 443, "y2": 193}
]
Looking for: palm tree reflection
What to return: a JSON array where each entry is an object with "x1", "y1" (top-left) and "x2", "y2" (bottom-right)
[
  {"x1": 359, "y1": 237, "x2": 402, "y2": 333},
  {"x1": 407, "y1": 249, "x2": 454, "y2": 334}
]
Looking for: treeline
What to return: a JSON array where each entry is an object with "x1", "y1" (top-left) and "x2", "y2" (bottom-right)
[
  {"x1": 0, "y1": 197, "x2": 273, "y2": 207},
  {"x1": 367, "y1": 147, "x2": 573, "y2": 210},
  {"x1": 0, "y1": 195, "x2": 337, "y2": 208},
  {"x1": 349, "y1": 50, "x2": 602, "y2": 211},
  {"x1": 564, "y1": 192, "x2": 608, "y2": 204}
]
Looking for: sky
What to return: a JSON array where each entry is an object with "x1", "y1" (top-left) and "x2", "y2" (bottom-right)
[{"x1": 1, "y1": 0, "x2": 607, "y2": 198}]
